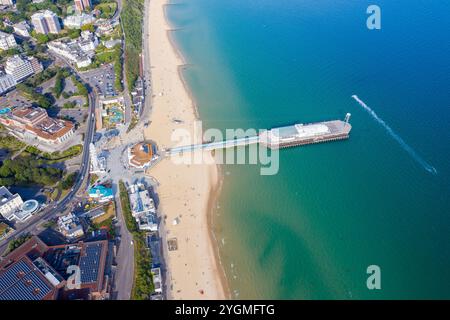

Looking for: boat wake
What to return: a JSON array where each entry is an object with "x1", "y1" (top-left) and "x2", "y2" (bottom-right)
[{"x1": 351, "y1": 95, "x2": 437, "y2": 175}]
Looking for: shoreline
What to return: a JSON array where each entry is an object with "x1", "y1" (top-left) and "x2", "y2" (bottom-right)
[{"x1": 144, "y1": 0, "x2": 229, "y2": 299}]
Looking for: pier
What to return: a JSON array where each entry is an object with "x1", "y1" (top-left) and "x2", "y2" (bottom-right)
[{"x1": 166, "y1": 113, "x2": 352, "y2": 156}]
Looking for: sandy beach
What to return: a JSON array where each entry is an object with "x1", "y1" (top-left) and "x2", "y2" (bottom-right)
[{"x1": 144, "y1": 0, "x2": 226, "y2": 299}]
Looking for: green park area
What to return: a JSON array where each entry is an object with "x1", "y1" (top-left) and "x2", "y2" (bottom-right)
[
  {"x1": 0, "y1": 135, "x2": 83, "y2": 195},
  {"x1": 95, "y1": 2, "x2": 118, "y2": 19},
  {"x1": 122, "y1": 0, "x2": 144, "y2": 89}
]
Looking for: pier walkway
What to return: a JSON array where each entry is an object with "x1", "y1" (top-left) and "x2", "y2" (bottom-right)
[
  {"x1": 166, "y1": 135, "x2": 260, "y2": 156},
  {"x1": 165, "y1": 115, "x2": 352, "y2": 156}
]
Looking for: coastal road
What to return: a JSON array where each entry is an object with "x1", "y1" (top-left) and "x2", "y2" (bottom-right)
[
  {"x1": 112, "y1": 185, "x2": 135, "y2": 300},
  {"x1": 0, "y1": 90, "x2": 96, "y2": 256}
]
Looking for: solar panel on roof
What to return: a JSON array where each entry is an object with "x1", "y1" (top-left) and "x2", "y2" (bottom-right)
[
  {"x1": 0, "y1": 260, "x2": 32, "y2": 293},
  {"x1": 79, "y1": 243, "x2": 103, "y2": 283},
  {"x1": 0, "y1": 260, "x2": 52, "y2": 300}
]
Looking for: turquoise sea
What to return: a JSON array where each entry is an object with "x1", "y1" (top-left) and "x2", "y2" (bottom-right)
[{"x1": 166, "y1": 0, "x2": 450, "y2": 299}]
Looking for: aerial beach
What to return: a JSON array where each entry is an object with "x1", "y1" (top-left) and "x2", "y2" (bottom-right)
[
  {"x1": 0, "y1": 0, "x2": 448, "y2": 304},
  {"x1": 143, "y1": 0, "x2": 226, "y2": 299}
]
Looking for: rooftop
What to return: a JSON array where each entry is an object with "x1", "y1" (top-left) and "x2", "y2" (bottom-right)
[
  {"x1": 0, "y1": 257, "x2": 56, "y2": 300},
  {"x1": 129, "y1": 142, "x2": 155, "y2": 167}
]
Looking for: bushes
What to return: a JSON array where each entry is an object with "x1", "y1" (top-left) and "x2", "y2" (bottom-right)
[
  {"x1": 25, "y1": 67, "x2": 58, "y2": 87},
  {"x1": 16, "y1": 83, "x2": 53, "y2": 109},
  {"x1": 7, "y1": 234, "x2": 32, "y2": 254},
  {"x1": 119, "y1": 180, "x2": 137, "y2": 232},
  {"x1": 71, "y1": 75, "x2": 89, "y2": 97},
  {"x1": 122, "y1": 0, "x2": 144, "y2": 89},
  {"x1": 42, "y1": 144, "x2": 83, "y2": 161},
  {"x1": 63, "y1": 101, "x2": 77, "y2": 109},
  {"x1": 0, "y1": 157, "x2": 62, "y2": 187},
  {"x1": 61, "y1": 171, "x2": 78, "y2": 190},
  {"x1": 52, "y1": 71, "x2": 65, "y2": 98},
  {"x1": 0, "y1": 136, "x2": 26, "y2": 152},
  {"x1": 96, "y1": 2, "x2": 118, "y2": 19}
]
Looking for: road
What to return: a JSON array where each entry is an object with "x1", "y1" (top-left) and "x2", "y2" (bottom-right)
[
  {"x1": 112, "y1": 184, "x2": 135, "y2": 300},
  {"x1": 0, "y1": 90, "x2": 96, "y2": 256}
]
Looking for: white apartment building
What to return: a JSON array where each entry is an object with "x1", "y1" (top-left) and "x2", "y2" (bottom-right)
[
  {"x1": 57, "y1": 212, "x2": 85, "y2": 240},
  {"x1": 13, "y1": 21, "x2": 31, "y2": 38},
  {"x1": 0, "y1": 186, "x2": 24, "y2": 220},
  {"x1": 0, "y1": 0, "x2": 15, "y2": 6},
  {"x1": 5, "y1": 55, "x2": 43, "y2": 83},
  {"x1": 63, "y1": 13, "x2": 96, "y2": 29},
  {"x1": 47, "y1": 40, "x2": 92, "y2": 68},
  {"x1": 74, "y1": 0, "x2": 92, "y2": 14},
  {"x1": 128, "y1": 184, "x2": 158, "y2": 232},
  {"x1": 0, "y1": 31, "x2": 17, "y2": 50},
  {"x1": 0, "y1": 73, "x2": 16, "y2": 95},
  {"x1": 31, "y1": 10, "x2": 61, "y2": 34}
]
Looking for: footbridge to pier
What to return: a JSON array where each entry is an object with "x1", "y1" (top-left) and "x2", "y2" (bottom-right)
[{"x1": 166, "y1": 135, "x2": 260, "y2": 156}]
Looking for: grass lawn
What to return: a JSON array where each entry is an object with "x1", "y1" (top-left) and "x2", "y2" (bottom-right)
[{"x1": 92, "y1": 202, "x2": 116, "y2": 225}]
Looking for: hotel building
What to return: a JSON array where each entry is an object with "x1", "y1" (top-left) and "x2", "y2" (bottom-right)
[
  {"x1": 0, "y1": 73, "x2": 16, "y2": 95},
  {"x1": 0, "y1": 236, "x2": 111, "y2": 300},
  {"x1": 13, "y1": 21, "x2": 31, "y2": 38},
  {"x1": 74, "y1": 0, "x2": 92, "y2": 13},
  {"x1": 4, "y1": 55, "x2": 43, "y2": 83},
  {"x1": 0, "y1": 31, "x2": 17, "y2": 50},
  {"x1": 31, "y1": 10, "x2": 61, "y2": 34},
  {"x1": 0, "y1": 186, "x2": 24, "y2": 220},
  {"x1": 0, "y1": 0, "x2": 15, "y2": 6},
  {"x1": 0, "y1": 107, "x2": 75, "y2": 145}
]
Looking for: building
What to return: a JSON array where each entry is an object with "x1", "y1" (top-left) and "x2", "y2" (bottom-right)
[
  {"x1": 128, "y1": 142, "x2": 158, "y2": 169},
  {"x1": 0, "y1": 106, "x2": 75, "y2": 145},
  {"x1": 44, "y1": 240, "x2": 109, "y2": 300},
  {"x1": 89, "y1": 143, "x2": 106, "y2": 174},
  {"x1": 0, "y1": 236, "x2": 110, "y2": 300},
  {"x1": 128, "y1": 184, "x2": 158, "y2": 232},
  {"x1": 31, "y1": 10, "x2": 61, "y2": 35},
  {"x1": 88, "y1": 185, "x2": 114, "y2": 203},
  {"x1": 78, "y1": 30, "x2": 99, "y2": 53},
  {"x1": 147, "y1": 234, "x2": 161, "y2": 268},
  {"x1": 98, "y1": 96, "x2": 125, "y2": 129},
  {"x1": 57, "y1": 212, "x2": 84, "y2": 240},
  {"x1": 47, "y1": 32, "x2": 98, "y2": 69},
  {"x1": 95, "y1": 19, "x2": 113, "y2": 37},
  {"x1": 0, "y1": 72, "x2": 16, "y2": 95},
  {"x1": 0, "y1": 236, "x2": 63, "y2": 300},
  {"x1": 0, "y1": 31, "x2": 17, "y2": 50},
  {"x1": 4, "y1": 55, "x2": 43, "y2": 83},
  {"x1": 131, "y1": 77, "x2": 145, "y2": 115},
  {"x1": 151, "y1": 268, "x2": 163, "y2": 294},
  {"x1": 63, "y1": 13, "x2": 96, "y2": 29},
  {"x1": 47, "y1": 39, "x2": 92, "y2": 68},
  {"x1": 3, "y1": 199, "x2": 40, "y2": 222},
  {"x1": 74, "y1": 0, "x2": 92, "y2": 14},
  {"x1": 0, "y1": 186, "x2": 23, "y2": 220},
  {"x1": 0, "y1": 0, "x2": 14, "y2": 6},
  {"x1": 13, "y1": 21, "x2": 31, "y2": 38}
]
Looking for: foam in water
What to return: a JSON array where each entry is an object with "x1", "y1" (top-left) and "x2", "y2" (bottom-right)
[{"x1": 351, "y1": 95, "x2": 437, "y2": 175}]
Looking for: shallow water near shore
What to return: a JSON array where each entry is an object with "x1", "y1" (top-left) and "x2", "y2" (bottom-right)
[{"x1": 166, "y1": 0, "x2": 450, "y2": 299}]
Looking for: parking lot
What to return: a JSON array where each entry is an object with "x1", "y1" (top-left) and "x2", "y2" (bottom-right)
[
  {"x1": 0, "y1": 90, "x2": 32, "y2": 109},
  {"x1": 81, "y1": 64, "x2": 117, "y2": 97}
]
